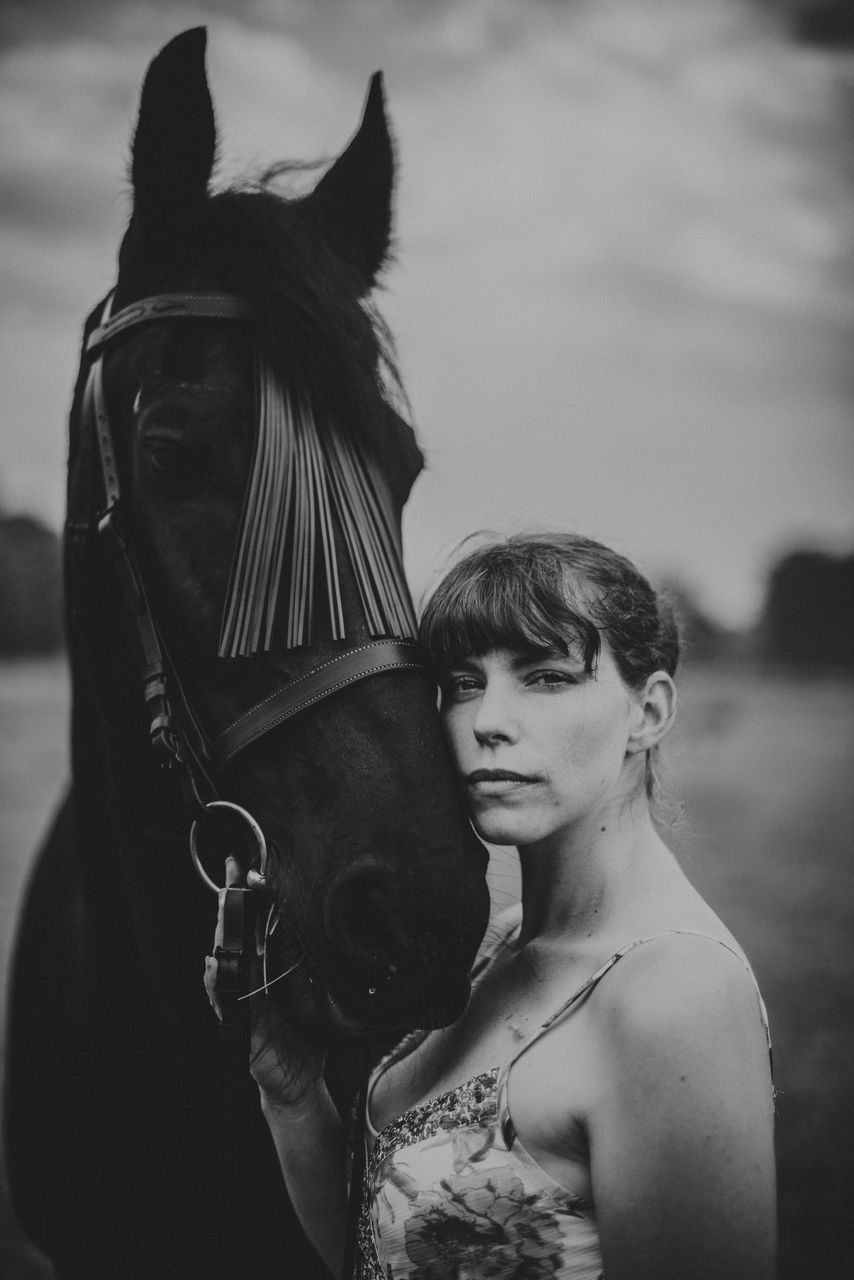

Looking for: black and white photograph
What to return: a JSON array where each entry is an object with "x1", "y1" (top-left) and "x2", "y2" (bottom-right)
[{"x1": 1, "y1": 3, "x2": 852, "y2": 1277}]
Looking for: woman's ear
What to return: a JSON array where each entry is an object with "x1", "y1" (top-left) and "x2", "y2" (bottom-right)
[{"x1": 626, "y1": 671, "x2": 676, "y2": 755}]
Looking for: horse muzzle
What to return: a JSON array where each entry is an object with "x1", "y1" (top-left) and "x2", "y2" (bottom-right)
[{"x1": 319, "y1": 857, "x2": 476, "y2": 1032}]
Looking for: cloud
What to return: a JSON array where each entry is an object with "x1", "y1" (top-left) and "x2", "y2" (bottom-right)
[{"x1": 0, "y1": 0, "x2": 852, "y2": 626}]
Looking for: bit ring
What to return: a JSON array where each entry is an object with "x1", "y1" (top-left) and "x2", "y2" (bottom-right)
[{"x1": 189, "y1": 800, "x2": 268, "y2": 893}]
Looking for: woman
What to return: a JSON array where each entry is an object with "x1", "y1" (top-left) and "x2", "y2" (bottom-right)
[{"x1": 206, "y1": 532, "x2": 776, "y2": 1279}]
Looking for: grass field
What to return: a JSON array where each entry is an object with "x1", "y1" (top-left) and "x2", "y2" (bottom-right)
[
  {"x1": 1, "y1": 657, "x2": 853, "y2": 1277},
  {"x1": 670, "y1": 665, "x2": 854, "y2": 1277},
  {"x1": 1, "y1": 660, "x2": 69, "y2": 1280}
]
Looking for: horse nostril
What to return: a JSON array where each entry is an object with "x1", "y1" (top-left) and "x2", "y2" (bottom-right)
[{"x1": 324, "y1": 866, "x2": 411, "y2": 980}]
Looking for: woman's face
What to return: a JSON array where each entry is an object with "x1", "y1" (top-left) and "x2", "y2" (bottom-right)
[{"x1": 440, "y1": 643, "x2": 644, "y2": 849}]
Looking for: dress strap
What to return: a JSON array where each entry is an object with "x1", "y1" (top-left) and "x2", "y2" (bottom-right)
[
  {"x1": 364, "y1": 1028, "x2": 427, "y2": 1139},
  {"x1": 497, "y1": 929, "x2": 772, "y2": 1150},
  {"x1": 365, "y1": 909, "x2": 522, "y2": 1138}
]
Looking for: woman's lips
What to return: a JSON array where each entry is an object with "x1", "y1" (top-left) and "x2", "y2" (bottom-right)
[{"x1": 465, "y1": 769, "x2": 539, "y2": 795}]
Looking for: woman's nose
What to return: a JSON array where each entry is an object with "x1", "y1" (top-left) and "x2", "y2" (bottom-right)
[{"x1": 472, "y1": 682, "x2": 518, "y2": 744}]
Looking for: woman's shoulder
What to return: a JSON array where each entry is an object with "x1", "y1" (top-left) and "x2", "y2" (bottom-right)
[
  {"x1": 592, "y1": 854, "x2": 761, "y2": 1018},
  {"x1": 587, "y1": 926, "x2": 770, "y2": 1072}
]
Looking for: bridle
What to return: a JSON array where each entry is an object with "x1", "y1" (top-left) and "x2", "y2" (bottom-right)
[
  {"x1": 80, "y1": 290, "x2": 430, "y2": 811},
  {"x1": 77, "y1": 290, "x2": 433, "y2": 1043}
]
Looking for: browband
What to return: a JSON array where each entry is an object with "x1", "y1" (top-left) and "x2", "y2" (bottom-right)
[
  {"x1": 210, "y1": 640, "x2": 428, "y2": 768},
  {"x1": 86, "y1": 293, "x2": 254, "y2": 355}
]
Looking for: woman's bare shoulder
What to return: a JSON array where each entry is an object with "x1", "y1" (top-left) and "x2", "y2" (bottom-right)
[{"x1": 588, "y1": 927, "x2": 770, "y2": 1076}]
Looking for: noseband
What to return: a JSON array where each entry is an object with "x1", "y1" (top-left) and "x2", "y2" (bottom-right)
[{"x1": 79, "y1": 291, "x2": 429, "y2": 811}]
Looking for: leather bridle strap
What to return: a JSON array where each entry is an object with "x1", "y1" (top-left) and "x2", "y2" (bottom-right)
[
  {"x1": 86, "y1": 292, "x2": 253, "y2": 355},
  {"x1": 81, "y1": 291, "x2": 430, "y2": 794},
  {"x1": 82, "y1": 292, "x2": 253, "y2": 790},
  {"x1": 209, "y1": 640, "x2": 427, "y2": 768}
]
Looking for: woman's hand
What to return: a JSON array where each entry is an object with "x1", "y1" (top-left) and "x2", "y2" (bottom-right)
[
  {"x1": 203, "y1": 854, "x2": 327, "y2": 1107},
  {"x1": 248, "y1": 975, "x2": 327, "y2": 1109}
]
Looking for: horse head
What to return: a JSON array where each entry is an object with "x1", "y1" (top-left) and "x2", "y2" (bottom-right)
[{"x1": 65, "y1": 28, "x2": 489, "y2": 1041}]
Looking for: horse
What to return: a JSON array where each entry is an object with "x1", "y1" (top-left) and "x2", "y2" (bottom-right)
[{"x1": 4, "y1": 28, "x2": 490, "y2": 1280}]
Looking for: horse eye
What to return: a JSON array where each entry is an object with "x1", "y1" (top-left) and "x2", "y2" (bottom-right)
[{"x1": 142, "y1": 435, "x2": 207, "y2": 485}]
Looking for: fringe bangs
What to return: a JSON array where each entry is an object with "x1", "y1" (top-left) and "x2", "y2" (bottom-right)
[{"x1": 420, "y1": 551, "x2": 601, "y2": 673}]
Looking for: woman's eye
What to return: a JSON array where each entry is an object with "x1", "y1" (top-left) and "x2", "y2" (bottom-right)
[
  {"x1": 441, "y1": 673, "x2": 482, "y2": 698},
  {"x1": 527, "y1": 669, "x2": 578, "y2": 689}
]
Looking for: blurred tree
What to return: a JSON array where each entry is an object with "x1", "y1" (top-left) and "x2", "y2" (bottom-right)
[
  {"x1": 751, "y1": 0, "x2": 854, "y2": 47},
  {"x1": 0, "y1": 513, "x2": 63, "y2": 655},
  {"x1": 658, "y1": 578, "x2": 734, "y2": 664},
  {"x1": 756, "y1": 548, "x2": 854, "y2": 669},
  {"x1": 790, "y1": 1, "x2": 854, "y2": 47}
]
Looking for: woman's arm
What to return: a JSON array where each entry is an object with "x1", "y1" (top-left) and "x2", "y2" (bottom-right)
[
  {"x1": 588, "y1": 936, "x2": 776, "y2": 1280},
  {"x1": 204, "y1": 857, "x2": 347, "y2": 1278},
  {"x1": 258, "y1": 1080, "x2": 348, "y2": 1279}
]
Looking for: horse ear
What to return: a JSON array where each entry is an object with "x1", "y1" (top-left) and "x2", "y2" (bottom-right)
[
  {"x1": 308, "y1": 72, "x2": 395, "y2": 287},
  {"x1": 128, "y1": 28, "x2": 216, "y2": 247}
]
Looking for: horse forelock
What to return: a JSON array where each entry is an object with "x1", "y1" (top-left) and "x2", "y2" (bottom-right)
[{"x1": 198, "y1": 183, "x2": 418, "y2": 471}]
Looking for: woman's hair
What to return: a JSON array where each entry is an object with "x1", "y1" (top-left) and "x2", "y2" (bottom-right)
[{"x1": 419, "y1": 531, "x2": 681, "y2": 801}]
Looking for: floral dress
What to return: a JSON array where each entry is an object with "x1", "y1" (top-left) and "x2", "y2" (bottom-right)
[{"x1": 355, "y1": 928, "x2": 771, "y2": 1280}]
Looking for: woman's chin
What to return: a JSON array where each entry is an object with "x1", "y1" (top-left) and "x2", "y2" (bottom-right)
[
  {"x1": 471, "y1": 803, "x2": 563, "y2": 849},
  {"x1": 472, "y1": 815, "x2": 531, "y2": 847}
]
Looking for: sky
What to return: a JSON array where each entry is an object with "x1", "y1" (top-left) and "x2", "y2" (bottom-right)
[{"x1": 1, "y1": 0, "x2": 852, "y2": 627}]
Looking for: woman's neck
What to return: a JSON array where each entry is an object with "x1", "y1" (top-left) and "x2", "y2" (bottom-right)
[{"x1": 514, "y1": 795, "x2": 674, "y2": 948}]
